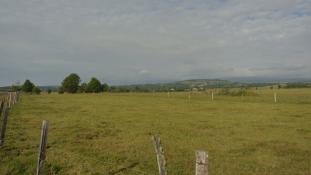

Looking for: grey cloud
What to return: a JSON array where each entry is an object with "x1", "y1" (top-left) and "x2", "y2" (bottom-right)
[{"x1": 0, "y1": 0, "x2": 311, "y2": 86}]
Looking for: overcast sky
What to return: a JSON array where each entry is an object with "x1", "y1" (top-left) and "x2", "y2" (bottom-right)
[{"x1": 0, "y1": 0, "x2": 310, "y2": 86}]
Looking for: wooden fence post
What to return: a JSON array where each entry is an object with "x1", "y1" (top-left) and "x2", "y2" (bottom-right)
[
  {"x1": 274, "y1": 92, "x2": 277, "y2": 103},
  {"x1": 8, "y1": 93, "x2": 11, "y2": 108},
  {"x1": 0, "y1": 104, "x2": 9, "y2": 146},
  {"x1": 0, "y1": 101, "x2": 3, "y2": 117},
  {"x1": 195, "y1": 151, "x2": 208, "y2": 175},
  {"x1": 36, "y1": 120, "x2": 49, "y2": 175},
  {"x1": 211, "y1": 92, "x2": 214, "y2": 101},
  {"x1": 152, "y1": 136, "x2": 167, "y2": 175}
]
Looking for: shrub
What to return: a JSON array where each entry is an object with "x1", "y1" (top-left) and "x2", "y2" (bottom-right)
[
  {"x1": 47, "y1": 89, "x2": 52, "y2": 94},
  {"x1": 32, "y1": 86, "x2": 41, "y2": 94},
  {"x1": 58, "y1": 87, "x2": 64, "y2": 94},
  {"x1": 78, "y1": 83, "x2": 87, "y2": 93},
  {"x1": 217, "y1": 88, "x2": 257, "y2": 96},
  {"x1": 101, "y1": 83, "x2": 110, "y2": 92}
]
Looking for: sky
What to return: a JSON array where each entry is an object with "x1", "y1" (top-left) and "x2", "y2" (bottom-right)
[{"x1": 0, "y1": 0, "x2": 311, "y2": 86}]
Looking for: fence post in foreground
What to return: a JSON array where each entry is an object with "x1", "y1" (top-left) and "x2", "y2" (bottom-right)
[
  {"x1": 211, "y1": 92, "x2": 214, "y2": 101},
  {"x1": 0, "y1": 104, "x2": 9, "y2": 146},
  {"x1": 152, "y1": 136, "x2": 167, "y2": 175},
  {"x1": 36, "y1": 120, "x2": 49, "y2": 175},
  {"x1": 195, "y1": 151, "x2": 208, "y2": 175},
  {"x1": 274, "y1": 92, "x2": 277, "y2": 103}
]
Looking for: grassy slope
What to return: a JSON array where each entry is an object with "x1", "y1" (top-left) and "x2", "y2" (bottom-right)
[{"x1": 0, "y1": 89, "x2": 311, "y2": 175}]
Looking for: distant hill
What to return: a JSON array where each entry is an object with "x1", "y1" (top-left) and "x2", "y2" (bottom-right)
[
  {"x1": 114, "y1": 79, "x2": 246, "y2": 92},
  {"x1": 176, "y1": 79, "x2": 233, "y2": 87}
]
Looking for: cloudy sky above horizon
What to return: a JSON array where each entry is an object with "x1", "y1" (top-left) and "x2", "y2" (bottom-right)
[{"x1": 0, "y1": 0, "x2": 311, "y2": 86}]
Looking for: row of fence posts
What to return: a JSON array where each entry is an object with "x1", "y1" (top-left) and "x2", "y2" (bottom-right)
[
  {"x1": 169, "y1": 91, "x2": 279, "y2": 103},
  {"x1": 0, "y1": 92, "x2": 20, "y2": 146}
]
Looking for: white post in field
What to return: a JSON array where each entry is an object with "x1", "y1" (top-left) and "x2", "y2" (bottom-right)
[
  {"x1": 211, "y1": 92, "x2": 214, "y2": 101},
  {"x1": 196, "y1": 151, "x2": 208, "y2": 175},
  {"x1": 274, "y1": 92, "x2": 277, "y2": 103}
]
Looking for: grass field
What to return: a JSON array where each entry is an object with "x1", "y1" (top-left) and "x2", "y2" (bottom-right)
[{"x1": 0, "y1": 89, "x2": 311, "y2": 175}]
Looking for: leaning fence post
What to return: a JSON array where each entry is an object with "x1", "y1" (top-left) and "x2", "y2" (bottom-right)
[
  {"x1": 0, "y1": 104, "x2": 9, "y2": 146},
  {"x1": 36, "y1": 120, "x2": 49, "y2": 175},
  {"x1": 152, "y1": 136, "x2": 167, "y2": 175},
  {"x1": 195, "y1": 151, "x2": 208, "y2": 175}
]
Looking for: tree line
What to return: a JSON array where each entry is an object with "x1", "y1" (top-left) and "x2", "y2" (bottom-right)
[
  {"x1": 58, "y1": 73, "x2": 109, "y2": 93},
  {"x1": 10, "y1": 73, "x2": 110, "y2": 94},
  {"x1": 11, "y1": 80, "x2": 41, "y2": 94}
]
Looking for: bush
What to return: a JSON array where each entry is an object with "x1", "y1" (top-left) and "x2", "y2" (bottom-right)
[
  {"x1": 22, "y1": 80, "x2": 35, "y2": 93},
  {"x1": 217, "y1": 88, "x2": 257, "y2": 96},
  {"x1": 32, "y1": 86, "x2": 41, "y2": 94},
  {"x1": 58, "y1": 87, "x2": 64, "y2": 94},
  {"x1": 47, "y1": 89, "x2": 52, "y2": 94},
  {"x1": 101, "y1": 83, "x2": 110, "y2": 92},
  {"x1": 11, "y1": 84, "x2": 21, "y2": 92},
  {"x1": 61, "y1": 73, "x2": 80, "y2": 93},
  {"x1": 86, "y1": 78, "x2": 101, "y2": 93},
  {"x1": 78, "y1": 83, "x2": 87, "y2": 93}
]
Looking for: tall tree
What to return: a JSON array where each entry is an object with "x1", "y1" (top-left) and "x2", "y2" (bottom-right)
[
  {"x1": 61, "y1": 73, "x2": 80, "y2": 93},
  {"x1": 87, "y1": 77, "x2": 102, "y2": 93},
  {"x1": 22, "y1": 80, "x2": 35, "y2": 93}
]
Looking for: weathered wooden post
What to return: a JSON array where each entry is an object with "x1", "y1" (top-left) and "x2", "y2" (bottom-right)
[
  {"x1": 0, "y1": 104, "x2": 9, "y2": 146},
  {"x1": 8, "y1": 92, "x2": 12, "y2": 108},
  {"x1": 152, "y1": 136, "x2": 167, "y2": 175},
  {"x1": 274, "y1": 92, "x2": 277, "y2": 103},
  {"x1": 13, "y1": 92, "x2": 16, "y2": 105},
  {"x1": 196, "y1": 151, "x2": 208, "y2": 175},
  {"x1": 36, "y1": 120, "x2": 49, "y2": 175},
  {"x1": 0, "y1": 101, "x2": 3, "y2": 117},
  {"x1": 211, "y1": 92, "x2": 214, "y2": 101}
]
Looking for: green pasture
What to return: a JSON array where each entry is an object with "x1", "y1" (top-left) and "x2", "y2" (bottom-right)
[{"x1": 0, "y1": 88, "x2": 310, "y2": 175}]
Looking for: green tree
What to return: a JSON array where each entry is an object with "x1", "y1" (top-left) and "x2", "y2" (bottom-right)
[
  {"x1": 61, "y1": 73, "x2": 80, "y2": 93},
  {"x1": 101, "y1": 83, "x2": 110, "y2": 92},
  {"x1": 22, "y1": 80, "x2": 35, "y2": 93},
  {"x1": 47, "y1": 89, "x2": 52, "y2": 94},
  {"x1": 78, "y1": 83, "x2": 87, "y2": 93},
  {"x1": 32, "y1": 86, "x2": 41, "y2": 94},
  {"x1": 86, "y1": 78, "x2": 102, "y2": 93}
]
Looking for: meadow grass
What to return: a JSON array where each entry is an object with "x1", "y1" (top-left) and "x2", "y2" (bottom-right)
[{"x1": 0, "y1": 88, "x2": 311, "y2": 175}]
